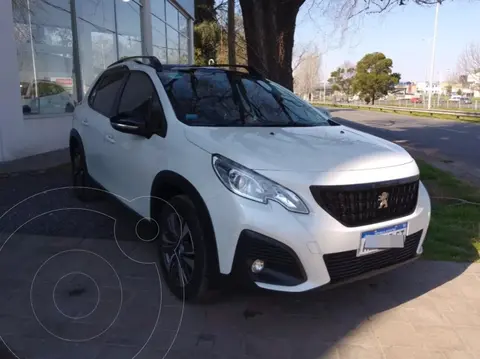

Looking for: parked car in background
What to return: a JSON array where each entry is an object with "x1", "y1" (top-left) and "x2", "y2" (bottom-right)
[
  {"x1": 410, "y1": 96, "x2": 422, "y2": 104},
  {"x1": 21, "y1": 79, "x2": 75, "y2": 114},
  {"x1": 315, "y1": 106, "x2": 333, "y2": 120},
  {"x1": 70, "y1": 56, "x2": 431, "y2": 302}
]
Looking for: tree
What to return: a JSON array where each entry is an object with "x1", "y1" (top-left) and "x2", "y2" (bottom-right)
[
  {"x1": 227, "y1": 0, "x2": 236, "y2": 65},
  {"x1": 445, "y1": 85, "x2": 452, "y2": 96},
  {"x1": 352, "y1": 52, "x2": 400, "y2": 105},
  {"x1": 458, "y1": 42, "x2": 480, "y2": 77},
  {"x1": 194, "y1": 0, "x2": 220, "y2": 64},
  {"x1": 328, "y1": 63, "x2": 355, "y2": 99},
  {"x1": 457, "y1": 89, "x2": 463, "y2": 96},
  {"x1": 216, "y1": 13, "x2": 247, "y2": 65},
  {"x1": 238, "y1": 0, "x2": 448, "y2": 90},
  {"x1": 293, "y1": 50, "x2": 321, "y2": 101}
]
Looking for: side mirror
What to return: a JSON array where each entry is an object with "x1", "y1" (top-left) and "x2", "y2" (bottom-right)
[{"x1": 110, "y1": 117, "x2": 152, "y2": 138}]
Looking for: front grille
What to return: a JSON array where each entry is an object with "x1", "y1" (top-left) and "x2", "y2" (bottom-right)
[
  {"x1": 324, "y1": 230, "x2": 422, "y2": 284},
  {"x1": 233, "y1": 230, "x2": 306, "y2": 286},
  {"x1": 310, "y1": 176, "x2": 419, "y2": 227}
]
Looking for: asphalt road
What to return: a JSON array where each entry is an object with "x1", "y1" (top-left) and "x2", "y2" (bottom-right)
[{"x1": 330, "y1": 109, "x2": 480, "y2": 182}]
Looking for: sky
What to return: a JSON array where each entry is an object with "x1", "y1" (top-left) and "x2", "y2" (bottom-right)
[{"x1": 294, "y1": 0, "x2": 480, "y2": 83}]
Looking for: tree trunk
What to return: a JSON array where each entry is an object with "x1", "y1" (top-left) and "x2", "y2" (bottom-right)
[
  {"x1": 227, "y1": 0, "x2": 236, "y2": 66},
  {"x1": 371, "y1": 93, "x2": 375, "y2": 105},
  {"x1": 239, "y1": 0, "x2": 304, "y2": 90}
]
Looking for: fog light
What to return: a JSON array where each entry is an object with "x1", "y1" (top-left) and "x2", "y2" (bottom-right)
[{"x1": 251, "y1": 259, "x2": 264, "y2": 273}]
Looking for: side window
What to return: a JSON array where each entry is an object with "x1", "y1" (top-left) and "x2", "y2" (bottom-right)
[
  {"x1": 117, "y1": 72, "x2": 160, "y2": 122},
  {"x1": 90, "y1": 70, "x2": 127, "y2": 117}
]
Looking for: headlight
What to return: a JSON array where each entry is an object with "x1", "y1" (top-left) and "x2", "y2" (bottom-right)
[{"x1": 212, "y1": 155, "x2": 309, "y2": 214}]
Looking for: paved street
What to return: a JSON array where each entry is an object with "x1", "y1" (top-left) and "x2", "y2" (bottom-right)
[
  {"x1": 1, "y1": 165, "x2": 480, "y2": 358},
  {"x1": 1, "y1": 232, "x2": 480, "y2": 359},
  {"x1": 331, "y1": 109, "x2": 480, "y2": 183}
]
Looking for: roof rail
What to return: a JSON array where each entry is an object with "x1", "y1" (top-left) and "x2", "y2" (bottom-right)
[
  {"x1": 204, "y1": 64, "x2": 264, "y2": 78},
  {"x1": 169, "y1": 64, "x2": 263, "y2": 78},
  {"x1": 108, "y1": 56, "x2": 163, "y2": 71}
]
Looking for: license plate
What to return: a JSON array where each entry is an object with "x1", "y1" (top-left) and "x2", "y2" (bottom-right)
[{"x1": 357, "y1": 222, "x2": 407, "y2": 257}]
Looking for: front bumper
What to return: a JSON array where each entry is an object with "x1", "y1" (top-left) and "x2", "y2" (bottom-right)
[{"x1": 205, "y1": 181, "x2": 431, "y2": 292}]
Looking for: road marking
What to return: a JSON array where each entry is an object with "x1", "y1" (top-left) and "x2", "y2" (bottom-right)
[{"x1": 437, "y1": 128, "x2": 467, "y2": 134}]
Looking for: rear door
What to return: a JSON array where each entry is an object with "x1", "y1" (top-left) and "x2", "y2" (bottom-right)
[{"x1": 80, "y1": 66, "x2": 128, "y2": 187}]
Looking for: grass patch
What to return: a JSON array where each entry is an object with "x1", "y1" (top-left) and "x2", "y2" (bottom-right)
[
  {"x1": 417, "y1": 160, "x2": 480, "y2": 262},
  {"x1": 312, "y1": 102, "x2": 480, "y2": 123}
]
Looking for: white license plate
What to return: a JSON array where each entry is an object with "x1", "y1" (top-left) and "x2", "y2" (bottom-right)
[{"x1": 357, "y1": 222, "x2": 407, "y2": 257}]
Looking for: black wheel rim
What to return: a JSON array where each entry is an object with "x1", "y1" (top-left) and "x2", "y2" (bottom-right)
[
  {"x1": 72, "y1": 151, "x2": 85, "y2": 187},
  {"x1": 160, "y1": 212, "x2": 195, "y2": 287}
]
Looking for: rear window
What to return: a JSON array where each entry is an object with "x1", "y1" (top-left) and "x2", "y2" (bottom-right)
[{"x1": 157, "y1": 69, "x2": 330, "y2": 127}]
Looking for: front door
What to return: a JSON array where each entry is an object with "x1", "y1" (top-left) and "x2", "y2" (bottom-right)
[
  {"x1": 103, "y1": 70, "x2": 168, "y2": 218},
  {"x1": 83, "y1": 67, "x2": 128, "y2": 188}
]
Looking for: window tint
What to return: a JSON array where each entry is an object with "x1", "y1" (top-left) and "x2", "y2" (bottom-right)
[
  {"x1": 91, "y1": 70, "x2": 127, "y2": 117},
  {"x1": 157, "y1": 69, "x2": 330, "y2": 127},
  {"x1": 118, "y1": 72, "x2": 160, "y2": 122}
]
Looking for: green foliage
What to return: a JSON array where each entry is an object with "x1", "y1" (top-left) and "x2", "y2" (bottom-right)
[
  {"x1": 352, "y1": 52, "x2": 400, "y2": 105},
  {"x1": 445, "y1": 85, "x2": 452, "y2": 96},
  {"x1": 194, "y1": 21, "x2": 221, "y2": 65},
  {"x1": 457, "y1": 89, "x2": 463, "y2": 96},
  {"x1": 328, "y1": 66, "x2": 355, "y2": 96}
]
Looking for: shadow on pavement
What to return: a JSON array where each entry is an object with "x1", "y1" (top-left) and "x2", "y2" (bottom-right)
[{"x1": 0, "y1": 152, "x2": 474, "y2": 359}]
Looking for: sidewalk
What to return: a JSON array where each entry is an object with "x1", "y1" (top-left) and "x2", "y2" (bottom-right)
[
  {"x1": 1, "y1": 233, "x2": 480, "y2": 359},
  {"x1": 0, "y1": 148, "x2": 69, "y2": 175}
]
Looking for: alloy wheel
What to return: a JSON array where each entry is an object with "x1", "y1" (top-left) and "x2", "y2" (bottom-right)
[{"x1": 160, "y1": 212, "x2": 195, "y2": 287}]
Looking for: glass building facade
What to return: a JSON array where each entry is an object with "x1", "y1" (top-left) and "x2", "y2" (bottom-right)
[{"x1": 11, "y1": 0, "x2": 193, "y2": 116}]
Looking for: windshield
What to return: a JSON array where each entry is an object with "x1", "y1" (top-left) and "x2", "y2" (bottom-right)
[{"x1": 157, "y1": 68, "x2": 330, "y2": 127}]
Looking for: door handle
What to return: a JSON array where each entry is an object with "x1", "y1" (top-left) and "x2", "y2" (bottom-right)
[
  {"x1": 105, "y1": 134, "x2": 116, "y2": 144},
  {"x1": 81, "y1": 119, "x2": 89, "y2": 126}
]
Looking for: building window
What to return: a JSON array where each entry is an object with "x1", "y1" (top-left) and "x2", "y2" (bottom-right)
[
  {"x1": 151, "y1": 0, "x2": 165, "y2": 20},
  {"x1": 152, "y1": 1, "x2": 190, "y2": 64},
  {"x1": 152, "y1": 14, "x2": 167, "y2": 63},
  {"x1": 165, "y1": 1, "x2": 178, "y2": 30},
  {"x1": 13, "y1": 0, "x2": 75, "y2": 115},
  {"x1": 116, "y1": 0, "x2": 142, "y2": 59},
  {"x1": 166, "y1": 26, "x2": 179, "y2": 63},
  {"x1": 76, "y1": 0, "x2": 117, "y2": 94},
  {"x1": 180, "y1": 35, "x2": 188, "y2": 64},
  {"x1": 12, "y1": 0, "x2": 193, "y2": 116}
]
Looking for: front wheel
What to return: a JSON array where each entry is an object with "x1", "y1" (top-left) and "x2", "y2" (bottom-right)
[{"x1": 157, "y1": 195, "x2": 213, "y2": 302}]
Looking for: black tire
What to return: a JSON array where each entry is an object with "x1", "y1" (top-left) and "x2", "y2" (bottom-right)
[
  {"x1": 157, "y1": 195, "x2": 214, "y2": 302},
  {"x1": 70, "y1": 144, "x2": 97, "y2": 202}
]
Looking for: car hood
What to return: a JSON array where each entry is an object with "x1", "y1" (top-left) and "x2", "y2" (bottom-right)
[{"x1": 184, "y1": 125, "x2": 413, "y2": 172}]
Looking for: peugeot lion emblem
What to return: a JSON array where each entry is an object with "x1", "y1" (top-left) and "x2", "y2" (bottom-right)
[{"x1": 378, "y1": 192, "x2": 389, "y2": 209}]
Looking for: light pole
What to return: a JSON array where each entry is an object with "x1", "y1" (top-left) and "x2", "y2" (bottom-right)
[
  {"x1": 427, "y1": 0, "x2": 441, "y2": 110},
  {"x1": 323, "y1": 56, "x2": 327, "y2": 103}
]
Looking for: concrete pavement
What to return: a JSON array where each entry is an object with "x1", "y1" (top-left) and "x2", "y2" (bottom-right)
[
  {"x1": 1, "y1": 232, "x2": 480, "y2": 359},
  {"x1": 331, "y1": 109, "x2": 480, "y2": 184}
]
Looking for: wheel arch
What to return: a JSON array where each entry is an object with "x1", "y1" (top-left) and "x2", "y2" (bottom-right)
[
  {"x1": 150, "y1": 171, "x2": 220, "y2": 277},
  {"x1": 69, "y1": 128, "x2": 84, "y2": 159}
]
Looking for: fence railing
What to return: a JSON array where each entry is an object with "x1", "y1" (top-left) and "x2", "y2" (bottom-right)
[{"x1": 313, "y1": 101, "x2": 480, "y2": 119}]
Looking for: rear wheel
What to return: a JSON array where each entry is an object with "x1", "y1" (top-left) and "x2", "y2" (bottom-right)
[
  {"x1": 157, "y1": 195, "x2": 213, "y2": 302},
  {"x1": 71, "y1": 145, "x2": 96, "y2": 202}
]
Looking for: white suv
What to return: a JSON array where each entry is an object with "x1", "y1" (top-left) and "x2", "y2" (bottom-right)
[{"x1": 70, "y1": 56, "x2": 431, "y2": 301}]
